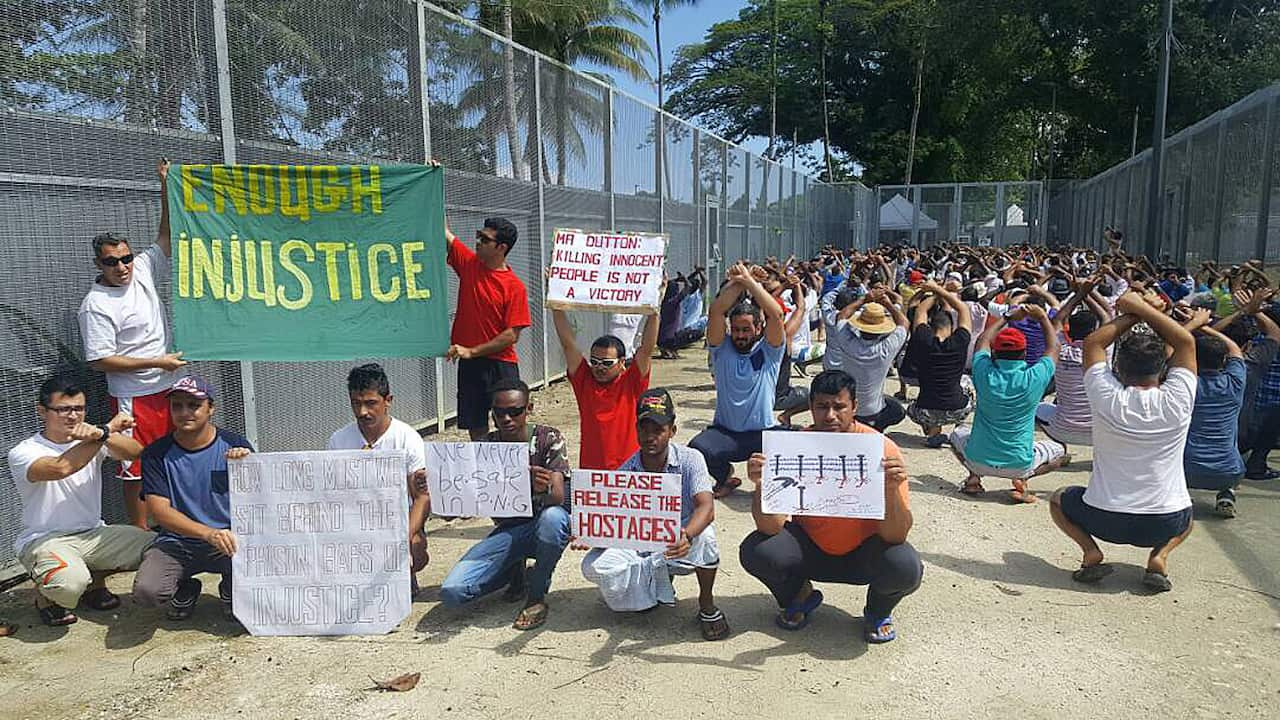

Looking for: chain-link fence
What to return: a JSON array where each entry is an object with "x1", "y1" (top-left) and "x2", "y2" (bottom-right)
[
  {"x1": 0, "y1": 0, "x2": 868, "y2": 571},
  {"x1": 1048, "y1": 82, "x2": 1280, "y2": 264},
  {"x1": 874, "y1": 182, "x2": 1046, "y2": 248}
]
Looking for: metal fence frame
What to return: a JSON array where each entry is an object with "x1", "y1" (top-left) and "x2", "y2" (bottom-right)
[
  {"x1": 0, "y1": 0, "x2": 869, "y2": 570},
  {"x1": 874, "y1": 182, "x2": 1046, "y2": 248}
]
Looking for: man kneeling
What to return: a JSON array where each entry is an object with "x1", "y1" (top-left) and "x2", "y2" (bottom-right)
[
  {"x1": 740, "y1": 370, "x2": 923, "y2": 643},
  {"x1": 580, "y1": 389, "x2": 728, "y2": 641},
  {"x1": 439, "y1": 379, "x2": 571, "y2": 630}
]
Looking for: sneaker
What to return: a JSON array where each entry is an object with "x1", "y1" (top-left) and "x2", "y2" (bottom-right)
[
  {"x1": 1215, "y1": 491, "x2": 1238, "y2": 519},
  {"x1": 925, "y1": 434, "x2": 946, "y2": 449},
  {"x1": 166, "y1": 577, "x2": 202, "y2": 621}
]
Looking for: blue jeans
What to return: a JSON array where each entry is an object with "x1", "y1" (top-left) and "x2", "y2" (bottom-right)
[{"x1": 440, "y1": 506, "x2": 570, "y2": 606}]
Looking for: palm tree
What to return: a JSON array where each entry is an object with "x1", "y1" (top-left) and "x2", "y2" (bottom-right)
[{"x1": 631, "y1": 0, "x2": 700, "y2": 110}]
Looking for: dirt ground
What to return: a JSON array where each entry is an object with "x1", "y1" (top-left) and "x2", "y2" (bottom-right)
[{"x1": 3, "y1": 354, "x2": 1279, "y2": 719}]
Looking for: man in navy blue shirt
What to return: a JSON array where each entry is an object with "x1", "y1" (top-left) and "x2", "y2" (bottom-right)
[{"x1": 132, "y1": 376, "x2": 253, "y2": 622}]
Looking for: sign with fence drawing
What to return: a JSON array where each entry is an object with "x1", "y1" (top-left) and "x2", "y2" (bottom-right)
[
  {"x1": 228, "y1": 449, "x2": 411, "y2": 636},
  {"x1": 424, "y1": 442, "x2": 532, "y2": 518},
  {"x1": 546, "y1": 228, "x2": 667, "y2": 314},
  {"x1": 761, "y1": 431, "x2": 885, "y2": 519}
]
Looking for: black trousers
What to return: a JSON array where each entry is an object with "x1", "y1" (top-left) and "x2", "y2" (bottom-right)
[
  {"x1": 857, "y1": 395, "x2": 906, "y2": 432},
  {"x1": 1244, "y1": 404, "x2": 1280, "y2": 475},
  {"x1": 739, "y1": 522, "x2": 922, "y2": 619}
]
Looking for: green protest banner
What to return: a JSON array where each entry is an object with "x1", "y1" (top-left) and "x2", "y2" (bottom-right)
[{"x1": 167, "y1": 164, "x2": 447, "y2": 360}]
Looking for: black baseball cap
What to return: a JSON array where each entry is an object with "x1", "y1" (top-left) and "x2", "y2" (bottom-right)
[{"x1": 636, "y1": 388, "x2": 676, "y2": 425}]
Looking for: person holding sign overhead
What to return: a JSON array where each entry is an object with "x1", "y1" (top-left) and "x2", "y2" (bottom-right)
[
  {"x1": 78, "y1": 160, "x2": 188, "y2": 529},
  {"x1": 445, "y1": 218, "x2": 532, "y2": 440},
  {"x1": 740, "y1": 370, "x2": 923, "y2": 644},
  {"x1": 132, "y1": 376, "x2": 254, "y2": 624},
  {"x1": 326, "y1": 364, "x2": 431, "y2": 593},
  {"x1": 551, "y1": 284, "x2": 660, "y2": 473},
  {"x1": 689, "y1": 262, "x2": 787, "y2": 498},
  {"x1": 439, "y1": 378, "x2": 571, "y2": 630},
  {"x1": 580, "y1": 389, "x2": 727, "y2": 641}
]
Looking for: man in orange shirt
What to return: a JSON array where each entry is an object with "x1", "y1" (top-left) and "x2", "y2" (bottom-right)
[{"x1": 740, "y1": 369, "x2": 923, "y2": 643}]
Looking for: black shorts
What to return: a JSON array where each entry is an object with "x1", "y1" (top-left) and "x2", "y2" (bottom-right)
[
  {"x1": 456, "y1": 358, "x2": 521, "y2": 430},
  {"x1": 1059, "y1": 485, "x2": 1192, "y2": 549}
]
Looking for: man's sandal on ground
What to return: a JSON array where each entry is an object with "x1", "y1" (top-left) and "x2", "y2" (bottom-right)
[
  {"x1": 37, "y1": 603, "x2": 77, "y2": 627},
  {"x1": 775, "y1": 589, "x2": 824, "y2": 631}
]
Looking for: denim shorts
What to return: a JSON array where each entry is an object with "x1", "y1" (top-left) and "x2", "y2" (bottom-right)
[{"x1": 1059, "y1": 486, "x2": 1192, "y2": 549}]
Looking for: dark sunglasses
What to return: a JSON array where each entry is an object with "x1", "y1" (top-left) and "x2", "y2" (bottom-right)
[
  {"x1": 588, "y1": 357, "x2": 621, "y2": 368},
  {"x1": 491, "y1": 405, "x2": 527, "y2": 418},
  {"x1": 475, "y1": 230, "x2": 496, "y2": 244},
  {"x1": 99, "y1": 254, "x2": 135, "y2": 267}
]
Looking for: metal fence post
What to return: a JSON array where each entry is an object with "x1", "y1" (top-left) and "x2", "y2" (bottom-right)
[
  {"x1": 657, "y1": 112, "x2": 665, "y2": 233},
  {"x1": 211, "y1": 0, "x2": 258, "y2": 448},
  {"x1": 1210, "y1": 122, "x2": 1229, "y2": 263},
  {"x1": 534, "y1": 57, "x2": 549, "y2": 386},
  {"x1": 604, "y1": 89, "x2": 615, "y2": 230},
  {"x1": 1255, "y1": 97, "x2": 1278, "y2": 264},
  {"x1": 995, "y1": 183, "x2": 1007, "y2": 247},
  {"x1": 416, "y1": 1, "x2": 446, "y2": 431}
]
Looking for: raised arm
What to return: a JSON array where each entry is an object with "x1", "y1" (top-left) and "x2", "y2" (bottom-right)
[
  {"x1": 1113, "y1": 291, "x2": 1197, "y2": 372},
  {"x1": 921, "y1": 281, "x2": 971, "y2": 331},
  {"x1": 706, "y1": 274, "x2": 744, "y2": 348},
  {"x1": 733, "y1": 263, "x2": 786, "y2": 348}
]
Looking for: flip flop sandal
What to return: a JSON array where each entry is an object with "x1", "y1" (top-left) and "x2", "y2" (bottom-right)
[
  {"x1": 775, "y1": 589, "x2": 824, "y2": 631},
  {"x1": 1070, "y1": 564, "x2": 1114, "y2": 584},
  {"x1": 699, "y1": 608, "x2": 730, "y2": 641},
  {"x1": 864, "y1": 613, "x2": 896, "y2": 644},
  {"x1": 38, "y1": 603, "x2": 78, "y2": 627},
  {"x1": 960, "y1": 479, "x2": 985, "y2": 496},
  {"x1": 1142, "y1": 571, "x2": 1173, "y2": 593},
  {"x1": 513, "y1": 602, "x2": 548, "y2": 631},
  {"x1": 0, "y1": 622, "x2": 16, "y2": 637},
  {"x1": 80, "y1": 587, "x2": 120, "y2": 611}
]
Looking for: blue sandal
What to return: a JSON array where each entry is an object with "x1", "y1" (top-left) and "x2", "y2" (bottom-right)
[
  {"x1": 864, "y1": 613, "x2": 896, "y2": 643},
  {"x1": 775, "y1": 589, "x2": 824, "y2": 631}
]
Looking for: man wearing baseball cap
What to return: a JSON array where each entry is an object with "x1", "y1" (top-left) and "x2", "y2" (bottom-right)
[
  {"x1": 132, "y1": 376, "x2": 254, "y2": 623},
  {"x1": 823, "y1": 287, "x2": 910, "y2": 432},
  {"x1": 950, "y1": 306, "x2": 1068, "y2": 503},
  {"x1": 579, "y1": 388, "x2": 727, "y2": 641}
]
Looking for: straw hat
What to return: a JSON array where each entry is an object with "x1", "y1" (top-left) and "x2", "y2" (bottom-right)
[{"x1": 853, "y1": 303, "x2": 896, "y2": 334}]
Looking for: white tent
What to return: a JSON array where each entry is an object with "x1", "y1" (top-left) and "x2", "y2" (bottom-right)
[
  {"x1": 982, "y1": 203, "x2": 1027, "y2": 228},
  {"x1": 879, "y1": 193, "x2": 938, "y2": 231}
]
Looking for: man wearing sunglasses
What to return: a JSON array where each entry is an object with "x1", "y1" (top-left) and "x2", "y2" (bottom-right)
[
  {"x1": 77, "y1": 160, "x2": 188, "y2": 530},
  {"x1": 8, "y1": 375, "x2": 153, "y2": 626},
  {"x1": 445, "y1": 218, "x2": 532, "y2": 440},
  {"x1": 551, "y1": 281, "x2": 661, "y2": 472},
  {"x1": 439, "y1": 378, "x2": 570, "y2": 631}
]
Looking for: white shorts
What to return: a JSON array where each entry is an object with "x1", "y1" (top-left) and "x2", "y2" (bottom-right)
[
  {"x1": 949, "y1": 425, "x2": 1065, "y2": 479},
  {"x1": 581, "y1": 526, "x2": 719, "y2": 611}
]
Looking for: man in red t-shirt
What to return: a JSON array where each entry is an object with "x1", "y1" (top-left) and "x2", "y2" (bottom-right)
[
  {"x1": 551, "y1": 300, "x2": 659, "y2": 471},
  {"x1": 446, "y1": 218, "x2": 532, "y2": 440}
]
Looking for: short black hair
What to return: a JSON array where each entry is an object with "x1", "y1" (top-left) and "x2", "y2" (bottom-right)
[
  {"x1": 1115, "y1": 331, "x2": 1168, "y2": 382},
  {"x1": 485, "y1": 217, "x2": 518, "y2": 254},
  {"x1": 928, "y1": 307, "x2": 953, "y2": 331},
  {"x1": 38, "y1": 374, "x2": 86, "y2": 407},
  {"x1": 347, "y1": 363, "x2": 390, "y2": 397},
  {"x1": 488, "y1": 377, "x2": 530, "y2": 405},
  {"x1": 92, "y1": 232, "x2": 129, "y2": 257},
  {"x1": 994, "y1": 349, "x2": 1026, "y2": 361},
  {"x1": 1067, "y1": 309, "x2": 1100, "y2": 340},
  {"x1": 810, "y1": 369, "x2": 857, "y2": 401},
  {"x1": 591, "y1": 335, "x2": 627, "y2": 359},
  {"x1": 1195, "y1": 334, "x2": 1228, "y2": 372},
  {"x1": 728, "y1": 302, "x2": 761, "y2": 323}
]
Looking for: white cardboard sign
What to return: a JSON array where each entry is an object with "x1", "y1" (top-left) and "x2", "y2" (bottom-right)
[
  {"x1": 229, "y1": 449, "x2": 411, "y2": 637},
  {"x1": 570, "y1": 469, "x2": 682, "y2": 552},
  {"x1": 424, "y1": 442, "x2": 532, "y2": 518},
  {"x1": 760, "y1": 431, "x2": 885, "y2": 519},
  {"x1": 546, "y1": 228, "x2": 667, "y2": 314}
]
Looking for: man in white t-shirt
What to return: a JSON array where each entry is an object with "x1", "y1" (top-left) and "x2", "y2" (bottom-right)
[
  {"x1": 7, "y1": 375, "x2": 154, "y2": 626},
  {"x1": 77, "y1": 160, "x2": 188, "y2": 529},
  {"x1": 1049, "y1": 291, "x2": 1196, "y2": 594},
  {"x1": 326, "y1": 363, "x2": 431, "y2": 590}
]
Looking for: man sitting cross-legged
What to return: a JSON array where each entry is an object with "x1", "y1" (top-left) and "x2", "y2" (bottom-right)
[
  {"x1": 740, "y1": 370, "x2": 923, "y2": 644},
  {"x1": 949, "y1": 303, "x2": 1069, "y2": 502},
  {"x1": 439, "y1": 378, "x2": 571, "y2": 630},
  {"x1": 580, "y1": 389, "x2": 728, "y2": 641},
  {"x1": 1049, "y1": 291, "x2": 1196, "y2": 593}
]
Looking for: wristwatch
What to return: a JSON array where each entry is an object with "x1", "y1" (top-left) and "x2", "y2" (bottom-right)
[{"x1": 97, "y1": 424, "x2": 112, "y2": 442}]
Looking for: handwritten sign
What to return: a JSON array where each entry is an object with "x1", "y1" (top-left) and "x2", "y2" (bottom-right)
[
  {"x1": 546, "y1": 228, "x2": 667, "y2": 314},
  {"x1": 761, "y1": 431, "x2": 885, "y2": 519},
  {"x1": 229, "y1": 450, "x2": 411, "y2": 636},
  {"x1": 570, "y1": 470, "x2": 682, "y2": 552},
  {"x1": 424, "y1": 442, "x2": 532, "y2": 518}
]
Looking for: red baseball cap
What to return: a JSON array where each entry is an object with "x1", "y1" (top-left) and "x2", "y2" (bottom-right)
[
  {"x1": 908, "y1": 270, "x2": 925, "y2": 285},
  {"x1": 992, "y1": 327, "x2": 1027, "y2": 353}
]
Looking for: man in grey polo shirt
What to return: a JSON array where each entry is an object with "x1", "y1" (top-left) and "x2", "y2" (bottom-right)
[{"x1": 824, "y1": 287, "x2": 909, "y2": 431}]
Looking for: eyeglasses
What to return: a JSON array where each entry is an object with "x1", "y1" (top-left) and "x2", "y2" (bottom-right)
[
  {"x1": 98, "y1": 254, "x2": 135, "y2": 267},
  {"x1": 43, "y1": 404, "x2": 86, "y2": 416},
  {"x1": 475, "y1": 231, "x2": 496, "y2": 245},
  {"x1": 588, "y1": 357, "x2": 622, "y2": 368},
  {"x1": 491, "y1": 405, "x2": 527, "y2": 418}
]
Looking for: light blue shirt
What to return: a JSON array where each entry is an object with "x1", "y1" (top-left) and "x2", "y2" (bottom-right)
[
  {"x1": 617, "y1": 442, "x2": 714, "y2": 526},
  {"x1": 710, "y1": 337, "x2": 784, "y2": 432},
  {"x1": 967, "y1": 350, "x2": 1055, "y2": 468}
]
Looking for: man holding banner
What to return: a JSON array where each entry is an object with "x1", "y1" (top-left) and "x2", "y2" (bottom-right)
[
  {"x1": 580, "y1": 389, "x2": 728, "y2": 641},
  {"x1": 439, "y1": 378, "x2": 571, "y2": 630},
  {"x1": 445, "y1": 219, "x2": 532, "y2": 440},
  {"x1": 327, "y1": 364, "x2": 431, "y2": 592},
  {"x1": 740, "y1": 370, "x2": 923, "y2": 644},
  {"x1": 78, "y1": 160, "x2": 187, "y2": 528}
]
